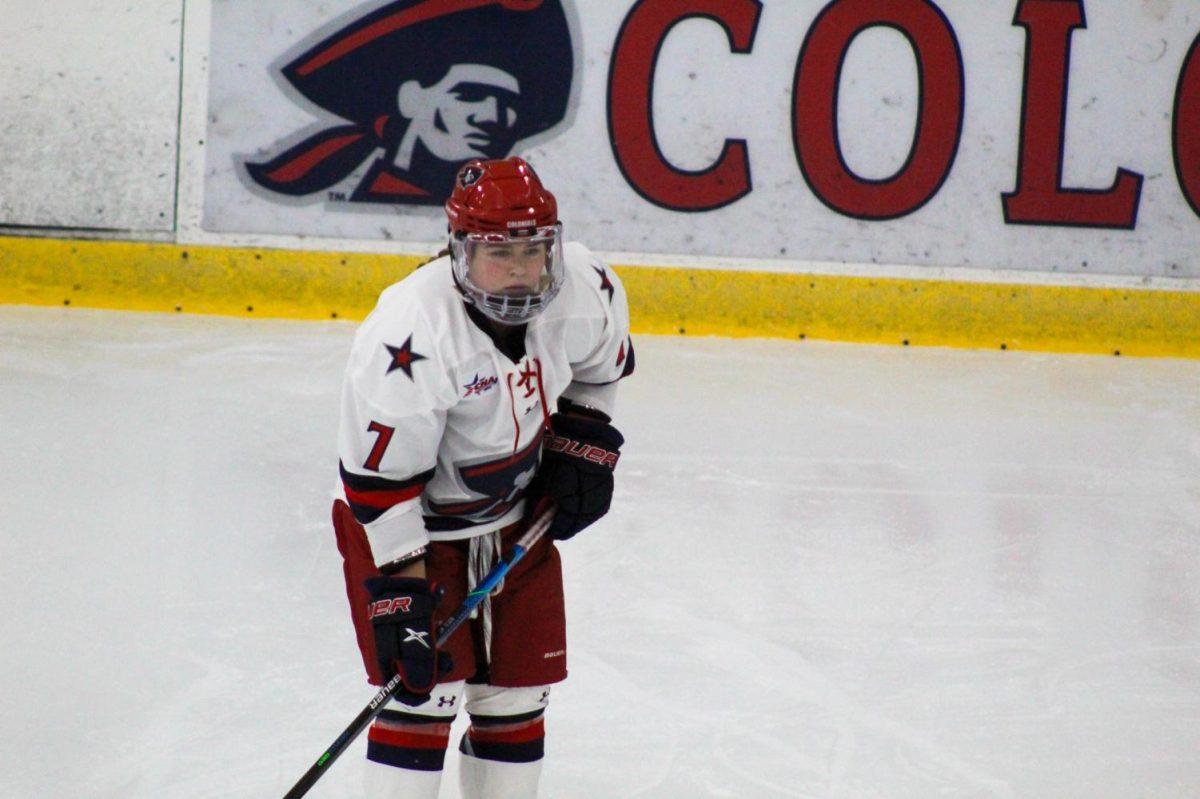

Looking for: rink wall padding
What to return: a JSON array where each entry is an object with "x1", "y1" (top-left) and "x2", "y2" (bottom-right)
[
  {"x1": 0, "y1": 235, "x2": 425, "y2": 321},
  {"x1": 1, "y1": 235, "x2": 1197, "y2": 359}
]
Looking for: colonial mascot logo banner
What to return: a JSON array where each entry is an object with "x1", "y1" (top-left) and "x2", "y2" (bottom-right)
[{"x1": 244, "y1": 0, "x2": 574, "y2": 206}]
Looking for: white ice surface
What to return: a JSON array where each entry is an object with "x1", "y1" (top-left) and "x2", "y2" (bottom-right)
[{"x1": 1, "y1": 306, "x2": 1198, "y2": 799}]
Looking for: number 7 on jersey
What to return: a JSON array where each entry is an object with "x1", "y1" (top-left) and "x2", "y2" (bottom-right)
[{"x1": 363, "y1": 422, "x2": 395, "y2": 471}]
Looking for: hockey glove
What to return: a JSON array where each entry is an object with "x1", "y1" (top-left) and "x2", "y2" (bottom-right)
[
  {"x1": 530, "y1": 412, "x2": 624, "y2": 541},
  {"x1": 364, "y1": 576, "x2": 452, "y2": 706}
]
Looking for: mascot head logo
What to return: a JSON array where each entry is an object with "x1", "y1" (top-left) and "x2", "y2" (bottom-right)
[{"x1": 245, "y1": 0, "x2": 574, "y2": 205}]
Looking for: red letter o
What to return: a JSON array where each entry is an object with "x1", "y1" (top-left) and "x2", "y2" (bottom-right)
[
  {"x1": 793, "y1": 0, "x2": 965, "y2": 220},
  {"x1": 1175, "y1": 33, "x2": 1200, "y2": 218}
]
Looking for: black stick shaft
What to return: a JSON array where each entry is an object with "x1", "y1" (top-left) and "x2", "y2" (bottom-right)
[{"x1": 281, "y1": 674, "x2": 402, "y2": 799}]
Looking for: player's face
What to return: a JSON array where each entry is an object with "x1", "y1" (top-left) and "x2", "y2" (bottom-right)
[
  {"x1": 467, "y1": 240, "x2": 549, "y2": 295},
  {"x1": 405, "y1": 65, "x2": 521, "y2": 161}
]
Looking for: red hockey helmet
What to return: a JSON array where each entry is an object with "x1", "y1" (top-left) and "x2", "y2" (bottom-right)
[
  {"x1": 445, "y1": 157, "x2": 565, "y2": 325},
  {"x1": 445, "y1": 156, "x2": 558, "y2": 234}
]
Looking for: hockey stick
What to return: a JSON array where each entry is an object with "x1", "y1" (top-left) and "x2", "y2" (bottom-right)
[{"x1": 281, "y1": 507, "x2": 555, "y2": 799}]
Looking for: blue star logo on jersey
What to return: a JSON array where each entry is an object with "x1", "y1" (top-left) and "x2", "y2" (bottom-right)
[
  {"x1": 593, "y1": 265, "x2": 614, "y2": 304},
  {"x1": 384, "y1": 335, "x2": 427, "y2": 379}
]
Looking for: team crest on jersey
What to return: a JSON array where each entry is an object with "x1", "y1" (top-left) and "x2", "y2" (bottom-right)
[
  {"x1": 514, "y1": 360, "x2": 540, "y2": 399},
  {"x1": 427, "y1": 431, "x2": 542, "y2": 521},
  {"x1": 463, "y1": 373, "x2": 499, "y2": 397},
  {"x1": 243, "y1": 0, "x2": 575, "y2": 206}
]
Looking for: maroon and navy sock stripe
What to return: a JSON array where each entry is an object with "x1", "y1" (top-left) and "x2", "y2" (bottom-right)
[
  {"x1": 339, "y1": 462, "x2": 433, "y2": 524},
  {"x1": 458, "y1": 709, "x2": 546, "y2": 764},
  {"x1": 366, "y1": 708, "x2": 453, "y2": 771}
]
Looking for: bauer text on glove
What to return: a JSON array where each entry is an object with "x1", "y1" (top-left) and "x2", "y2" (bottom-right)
[
  {"x1": 364, "y1": 576, "x2": 453, "y2": 704},
  {"x1": 530, "y1": 412, "x2": 624, "y2": 540}
]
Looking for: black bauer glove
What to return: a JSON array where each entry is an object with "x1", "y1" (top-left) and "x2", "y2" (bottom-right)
[
  {"x1": 363, "y1": 576, "x2": 453, "y2": 706},
  {"x1": 531, "y1": 412, "x2": 624, "y2": 541}
]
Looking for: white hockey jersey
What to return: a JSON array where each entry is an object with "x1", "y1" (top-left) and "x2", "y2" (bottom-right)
[{"x1": 337, "y1": 241, "x2": 633, "y2": 564}]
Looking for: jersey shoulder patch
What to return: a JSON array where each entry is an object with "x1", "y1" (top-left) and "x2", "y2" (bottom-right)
[
  {"x1": 349, "y1": 261, "x2": 459, "y2": 407},
  {"x1": 553, "y1": 243, "x2": 625, "y2": 320}
]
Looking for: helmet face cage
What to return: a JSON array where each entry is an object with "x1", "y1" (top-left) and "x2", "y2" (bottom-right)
[{"x1": 450, "y1": 223, "x2": 565, "y2": 325}]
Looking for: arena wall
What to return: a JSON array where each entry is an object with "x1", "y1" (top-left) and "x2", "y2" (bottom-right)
[{"x1": 1, "y1": 0, "x2": 1197, "y2": 357}]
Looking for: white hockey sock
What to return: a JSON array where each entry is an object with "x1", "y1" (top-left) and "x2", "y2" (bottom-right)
[
  {"x1": 364, "y1": 756, "x2": 443, "y2": 799},
  {"x1": 362, "y1": 681, "x2": 464, "y2": 798},
  {"x1": 456, "y1": 683, "x2": 550, "y2": 799},
  {"x1": 458, "y1": 747, "x2": 544, "y2": 799}
]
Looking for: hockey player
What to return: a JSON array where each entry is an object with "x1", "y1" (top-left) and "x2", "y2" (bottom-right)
[{"x1": 332, "y1": 156, "x2": 634, "y2": 798}]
